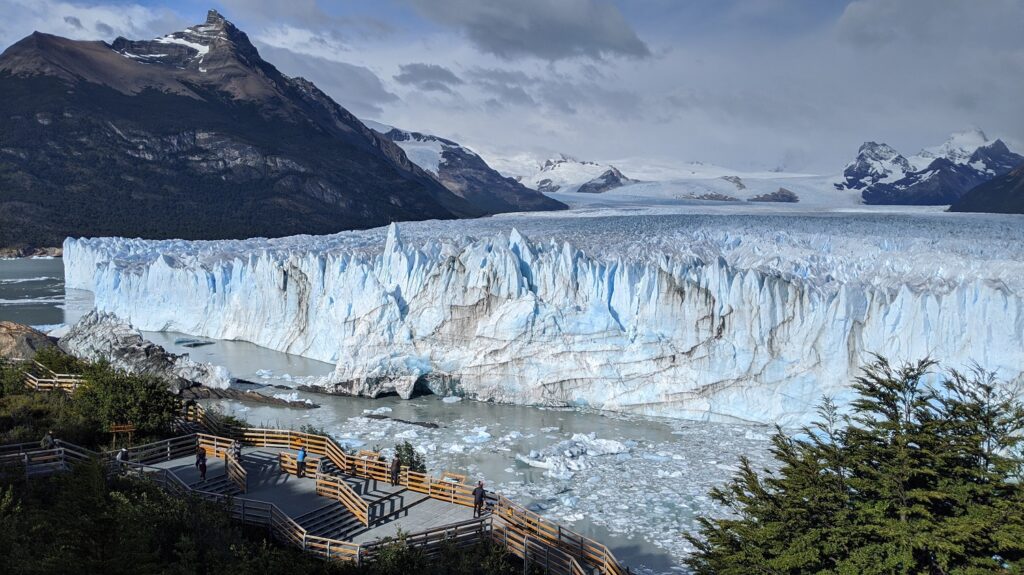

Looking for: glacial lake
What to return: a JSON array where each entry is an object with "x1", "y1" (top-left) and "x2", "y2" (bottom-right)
[{"x1": 0, "y1": 257, "x2": 775, "y2": 573}]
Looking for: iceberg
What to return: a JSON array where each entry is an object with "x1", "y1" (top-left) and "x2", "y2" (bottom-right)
[{"x1": 64, "y1": 210, "x2": 1024, "y2": 425}]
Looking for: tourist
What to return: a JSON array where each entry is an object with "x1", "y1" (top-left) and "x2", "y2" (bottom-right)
[
  {"x1": 195, "y1": 445, "x2": 206, "y2": 469},
  {"x1": 230, "y1": 440, "x2": 242, "y2": 461},
  {"x1": 115, "y1": 448, "x2": 128, "y2": 468},
  {"x1": 390, "y1": 456, "x2": 401, "y2": 485},
  {"x1": 473, "y1": 481, "x2": 486, "y2": 517},
  {"x1": 296, "y1": 446, "x2": 307, "y2": 478},
  {"x1": 40, "y1": 430, "x2": 55, "y2": 450},
  {"x1": 199, "y1": 457, "x2": 207, "y2": 481}
]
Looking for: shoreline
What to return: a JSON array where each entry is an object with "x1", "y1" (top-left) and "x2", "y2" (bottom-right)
[{"x1": 0, "y1": 247, "x2": 63, "y2": 259}]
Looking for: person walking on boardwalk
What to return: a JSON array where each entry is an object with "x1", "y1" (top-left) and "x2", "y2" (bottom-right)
[
  {"x1": 296, "y1": 446, "x2": 307, "y2": 478},
  {"x1": 473, "y1": 481, "x2": 487, "y2": 517},
  {"x1": 230, "y1": 440, "x2": 242, "y2": 461},
  {"x1": 390, "y1": 456, "x2": 401, "y2": 485},
  {"x1": 40, "y1": 430, "x2": 55, "y2": 450},
  {"x1": 199, "y1": 456, "x2": 207, "y2": 481},
  {"x1": 195, "y1": 444, "x2": 206, "y2": 469}
]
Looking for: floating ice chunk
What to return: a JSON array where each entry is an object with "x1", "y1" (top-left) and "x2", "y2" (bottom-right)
[
  {"x1": 744, "y1": 429, "x2": 770, "y2": 441},
  {"x1": 255, "y1": 369, "x2": 273, "y2": 378},
  {"x1": 272, "y1": 392, "x2": 313, "y2": 405},
  {"x1": 363, "y1": 407, "x2": 393, "y2": 415},
  {"x1": 462, "y1": 426, "x2": 491, "y2": 444},
  {"x1": 395, "y1": 429, "x2": 419, "y2": 440},
  {"x1": 441, "y1": 396, "x2": 463, "y2": 403}
]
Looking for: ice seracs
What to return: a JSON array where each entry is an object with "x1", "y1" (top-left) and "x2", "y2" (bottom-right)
[{"x1": 64, "y1": 210, "x2": 1024, "y2": 426}]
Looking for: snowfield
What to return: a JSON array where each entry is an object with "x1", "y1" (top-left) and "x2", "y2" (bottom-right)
[{"x1": 65, "y1": 208, "x2": 1024, "y2": 425}]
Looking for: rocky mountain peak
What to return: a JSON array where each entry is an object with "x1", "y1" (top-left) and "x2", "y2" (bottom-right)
[{"x1": 111, "y1": 8, "x2": 262, "y2": 73}]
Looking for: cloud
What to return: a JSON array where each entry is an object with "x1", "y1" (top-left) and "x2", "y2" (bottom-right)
[
  {"x1": 0, "y1": 0, "x2": 186, "y2": 47},
  {"x1": 393, "y1": 63, "x2": 463, "y2": 94},
  {"x1": 255, "y1": 44, "x2": 398, "y2": 117},
  {"x1": 404, "y1": 0, "x2": 649, "y2": 61},
  {"x1": 217, "y1": 0, "x2": 393, "y2": 40}
]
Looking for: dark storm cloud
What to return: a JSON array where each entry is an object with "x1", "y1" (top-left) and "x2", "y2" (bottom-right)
[
  {"x1": 404, "y1": 0, "x2": 650, "y2": 61},
  {"x1": 62, "y1": 16, "x2": 83, "y2": 29},
  {"x1": 256, "y1": 44, "x2": 398, "y2": 116},
  {"x1": 393, "y1": 63, "x2": 464, "y2": 94},
  {"x1": 95, "y1": 22, "x2": 114, "y2": 36}
]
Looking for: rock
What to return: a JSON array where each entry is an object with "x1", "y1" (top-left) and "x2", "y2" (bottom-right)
[
  {"x1": 180, "y1": 386, "x2": 319, "y2": 408},
  {"x1": 58, "y1": 311, "x2": 231, "y2": 392},
  {"x1": 719, "y1": 175, "x2": 746, "y2": 190},
  {"x1": 0, "y1": 247, "x2": 62, "y2": 258},
  {"x1": 0, "y1": 321, "x2": 56, "y2": 360},
  {"x1": 749, "y1": 187, "x2": 799, "y2": 203}
]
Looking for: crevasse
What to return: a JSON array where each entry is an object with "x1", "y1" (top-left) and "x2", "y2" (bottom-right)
[{"x1": 63, "y1": 214, "x2": 1024, "y2": 425}]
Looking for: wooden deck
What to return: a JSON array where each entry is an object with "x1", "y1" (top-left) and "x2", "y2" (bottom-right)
[
  {"x1": 4, "y1": 374, "x2": 629, "y2": 575},
  {"x1": 153, "y1": 446, "x2": 475, "y2": 540}
]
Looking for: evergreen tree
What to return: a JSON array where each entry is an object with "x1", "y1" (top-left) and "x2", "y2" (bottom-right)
[{"x1": 686, "y1": 356, "x2": 1024, "y2": 574}]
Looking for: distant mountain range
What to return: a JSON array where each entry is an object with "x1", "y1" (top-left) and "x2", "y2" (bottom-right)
[
  {"x1": 835, "y1": 129, "x2": 1023, "y2": 205},
  {"x1": 363, "y1": 121, "x2": 564, "y2": 214},
  {"x1": 0, "y1": 10, "x2": 563, "y2": 250},
  {"x1": 522, "y1": 155, "x2": 635, "y2": 195}
]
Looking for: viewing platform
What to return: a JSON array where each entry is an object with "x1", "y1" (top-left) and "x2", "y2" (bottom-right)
[{"x1": 0, "y1": 388, "x2": 627, "y2": 575}]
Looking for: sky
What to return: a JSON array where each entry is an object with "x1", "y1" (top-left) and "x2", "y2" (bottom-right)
[{"x1": 1, "y1": 0, "x2": 1022, "y2": 175}]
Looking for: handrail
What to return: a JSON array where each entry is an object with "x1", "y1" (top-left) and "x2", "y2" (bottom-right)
[
  {"x1": 113, "y1": 434, "x2": 197, "y2": 464},
  {"x1": 179, "y1": 404, "x2": 628, "y2": 574},
  {"x1": 315, "y1": 472, "x2": 370, "y2": 525},
  {"x1": 226, "y1": 452, "x2": 247, "y2": 494}
]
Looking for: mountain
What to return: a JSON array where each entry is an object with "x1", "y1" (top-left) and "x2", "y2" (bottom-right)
[
  {"x1": 364, "y1": 121, "x2": 566, "y2": 213},
  {"x1": 576, "y1": 167, "x2": 634, "y2": 194},
  {"x1": 0, "y1": 10, "x2": 551, "y2": 250},
  {"x1": 524, "y1": 155, "x2": 633, "y2": 194},
  {"x1": 949, "y1": 162, "x2": 1024, "y2": 214},
  {"x1": 837, "y1": 129, "x2": 1024, "y2": 205},
  {"x1": 835, "y1": 142, "x2": 914, "y2": 191}
]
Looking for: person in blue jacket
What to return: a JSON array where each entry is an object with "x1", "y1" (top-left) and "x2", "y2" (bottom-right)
[{"x1": 296, "y1": 446, "x2": 307, "y2": 477}]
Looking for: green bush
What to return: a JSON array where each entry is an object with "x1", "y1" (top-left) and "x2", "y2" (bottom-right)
[
  {"x1": 686, "y1": 357, "x2": 1024, "y2": 574},
  {"x1": 394, "y1": 441, "x2": 426, "y2": 473},
  {"x1": 73, "y1": 369, "x2": 180, "y2": 437},
  {"x1": 32, "y1": 346, "x2": 89, "y2": 375}
]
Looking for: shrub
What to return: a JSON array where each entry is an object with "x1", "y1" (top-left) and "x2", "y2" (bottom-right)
[{"x1": 394, "y1": 441, "x2": 426, "y2": 473}]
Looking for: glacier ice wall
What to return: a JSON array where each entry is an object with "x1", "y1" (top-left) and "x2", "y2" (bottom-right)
[{"x1": 63, "y1": 211, "x2": 1024, "y2": 425}]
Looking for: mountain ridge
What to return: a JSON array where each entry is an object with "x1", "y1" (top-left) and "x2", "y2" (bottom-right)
[{"x1": 0, "y1": 10, "x2": 561, "y2": 250}]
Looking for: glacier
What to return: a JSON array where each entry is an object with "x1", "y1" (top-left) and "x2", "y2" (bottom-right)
[{"x1": 64, "y1": 209, "x2": 1024, "y2": 425}]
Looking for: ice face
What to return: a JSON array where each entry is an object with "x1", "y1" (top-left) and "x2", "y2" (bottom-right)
[{"x1": 64, "y1": 210, "x2": 1024, "y2": 425}]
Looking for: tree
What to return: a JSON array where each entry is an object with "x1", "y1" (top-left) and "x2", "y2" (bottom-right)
[
  {"x1": 394, "y1": 441, "x2": 426, "y2": 473},
  {"x1": 686, "y1": 356, "x2": 1024, "y2": 574},
  {"x1": 73, "y1": 369, "x2": 179, "y2": 436}
]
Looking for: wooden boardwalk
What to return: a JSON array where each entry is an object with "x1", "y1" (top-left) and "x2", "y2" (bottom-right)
[
  {"x1": 152, "y1": 446, "x2": 475, "y2": 540},
  {"x1": 1, "y1": 369, "x2": 629, "y2": 575}
]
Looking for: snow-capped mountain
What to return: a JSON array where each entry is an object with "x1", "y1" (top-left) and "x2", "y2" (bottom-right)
[
  {"x1": 576, "y1": 166, "x2": 635, "y2": 194},
  {"x1": 835, "y1": 142, "x2": 915, "y2": 190},
  {"x1": 364, "y1": 121, "x2": 565, "y2": 214},
  {"x1": 838, "y1": 129, "x2": 1023, "y2": 205},
  {"x1": 525, "y1": 155, "x2": 633, "y2": 194}
]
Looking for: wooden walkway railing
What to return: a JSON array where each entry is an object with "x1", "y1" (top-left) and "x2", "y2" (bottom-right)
[
  {"x1": 3, "y1": 390, "x2": 627, "y2": 573},
  {"x1": 22, "y1": 361, "x2": 86, "y2": 392},
  {"x1": 183, "y1": 405, "x2": 627, "y2": 574}
]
